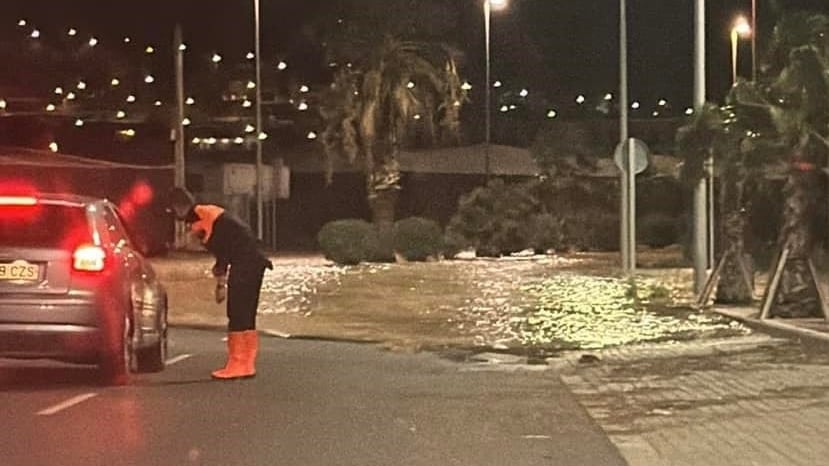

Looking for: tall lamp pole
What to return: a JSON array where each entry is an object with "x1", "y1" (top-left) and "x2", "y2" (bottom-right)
[
  {"x1": 484, "y1": 0, "x2": 507, "y2": 181},
  {"x1": 692, "y1": 0, "x2": 708, "y2": 293},
  {"x1": 751, "y1": 0, "x2": 757, "y2": 81},
  {"x1": 254, "y1": 0, "x2": 264, "y2": 241},
  {"x1": 730, "y1": 16, "x2": 752, "y2": 84}
]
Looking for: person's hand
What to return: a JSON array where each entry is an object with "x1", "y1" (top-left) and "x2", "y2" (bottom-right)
[{"x1": 214, "y1": 276, "x2": 227, "y2": 304}]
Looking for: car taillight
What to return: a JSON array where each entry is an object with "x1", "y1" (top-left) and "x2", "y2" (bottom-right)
[
  {"x1": 73, "y1": 245, "x2": 106, "y2": 272},
  {"x1": 0, "y1": 196, "x2": 38, "y2": 206}
]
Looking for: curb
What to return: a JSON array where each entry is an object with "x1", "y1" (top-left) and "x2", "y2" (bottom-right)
[
  {"x1": 713, "y1": 307, "x2": 829, "y2": 348},
  {"x1": 169, "y1": 323, "x2": 380, "y2": 345}
]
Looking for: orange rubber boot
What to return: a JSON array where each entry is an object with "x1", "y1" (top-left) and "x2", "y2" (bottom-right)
[
  {"x1": 211, "y1": 332, "x2": 251, "y2": 380},
  {"x1": 242, "y1": 330, "x2": 258, "y2": 377}
]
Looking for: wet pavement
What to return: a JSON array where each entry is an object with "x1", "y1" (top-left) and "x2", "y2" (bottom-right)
[{"x1": 151, "y1": 251, "x2": 829, "y2": 465}]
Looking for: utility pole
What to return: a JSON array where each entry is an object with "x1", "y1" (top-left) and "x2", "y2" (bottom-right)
[
  {"x1": 692, "y1": 0, "x2": 709, "y2": 293},
  {"x1": 173, "y1": 23, "x2": 187, "y2": 249},
  {"x1": 619, "y1": 0, "x2": 633, "y2": 271},
  {"x1": 254, "y1": 0, "x2": 264, "y2": 241}
]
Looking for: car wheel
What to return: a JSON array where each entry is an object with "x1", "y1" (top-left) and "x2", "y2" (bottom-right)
[
  {"x1": 136, "y1": 307, "x2": 167, "y2": 373},
  {"x1": 99, "y1": 315, "x2": 132, "y2": 386}
]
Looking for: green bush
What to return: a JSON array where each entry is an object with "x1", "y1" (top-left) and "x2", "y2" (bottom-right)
[
  {"x1": 561, "y1": 207, "x2": 619, "y2": 251},
  {"x1": 638, "y1": 213, "x2": 681, "y2": 248},
  {"x1": 528, "y1": 213, "x2": 565, "y2": 253},
  {"x1": 447, "y1": 179, "x2": 541, "y2": 257},
  {"x1": 317, "y1": 219, "x2": 382, "y2": 265},
  {"x1": 393, "y1": 217, "x2": 444, "y2": 261}
]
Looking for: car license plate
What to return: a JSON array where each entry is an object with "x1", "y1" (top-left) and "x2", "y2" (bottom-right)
[{"x1": 0, "y1": 261, "x2": 40, "y2": 281}]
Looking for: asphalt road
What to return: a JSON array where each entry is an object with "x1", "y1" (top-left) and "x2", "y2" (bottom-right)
[{"x1": 1, "y1": 329, "x2": 626, "y2": 466}]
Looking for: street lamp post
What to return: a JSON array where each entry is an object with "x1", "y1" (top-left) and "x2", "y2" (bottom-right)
[
  {"x1": 484, "y1": 0, "x2": 507, "y2": 181},
  {"x1": 730, "y1": 16, "x2": 752, "y2": 85}
]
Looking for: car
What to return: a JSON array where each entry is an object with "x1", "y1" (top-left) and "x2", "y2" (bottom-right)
[{"x1": 0, "y1": 193, "x2": 168, "y2": 385}]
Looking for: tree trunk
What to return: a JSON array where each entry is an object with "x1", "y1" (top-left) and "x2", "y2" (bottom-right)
[
  {"x1": 369, "y1": 188, "x2": 399, "y2": 231},
  {"x1": 769, "y1": 163, "x2": 823, "y2": 318},
  {"x1": 715, "y1": 160, "x2": 754, "y2": 303}
]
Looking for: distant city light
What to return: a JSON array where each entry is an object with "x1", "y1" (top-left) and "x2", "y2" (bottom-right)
[
  {"x1": 604, "y1": 93, "x2": 613, "y2": 101},
  {"x1": 185, "y1": 97, "x2": 195, "y2": 105},
  {"x1": 299, "y1": 85, "x2": 310, "y2": 93},
  {"x1": 126, "y1": 95, "x2": 136, "y2": 103},
  {"x1": 76, "y1": 81, "x2": 87, "y2": 90},
  {"x1": 116, "y1": 110, "x2": 126, "y2": 119},
  {"x1": 234, "y1": 137, "x2": 244, "y2": 144},
  {"x1": 247, "y1": 81, "x2": 256, "y2": 89},
  {"x1": 154, "y1": 100, "x2": 162, "y2": 106},
  {"x1": 88, "y1": 37, "x2": 98, "y2": 47},
  {"x1": 461, "y1": 81, "x2": 472, "y2": 91},
  {"x1": 191, "y1": 137, "x2": 201, "y2": 144},
  {"x1": 509, "y1": 104, "x2": 517, "y2": 110},
  {"x1": 17, "y1": 19, "x2": 27, "y2": 27},
  {"x1": 67, "y1": 28, "x2": 77, "y2": 37},
  {"x1": 30, "y1": 29, "x2": 40, "y2": 39},
  {"x1": 66, "y1": 92, "x2": 76, "y2": 100},
  {"x1": 0, "y1": 99, "x2": 6, "y2": 110},
  {"x1": 658, "y1": 99, "x2": 667, "y2": 106},
  {"x1": 242, "y1": 100, "x2": 252, "y2": 108},
  {"x1": 652, "y1": 111, "x2": 660, "y2": 117},
  {"x1": 182, "y1": 118, "x2": 191, "y2": 126},
  {"x1": 211, "y1": 53, "x2": 222, "y2": 63},
  {"x1": 119, "y1": 129, "x2": 136, "y2": 138},
  {"x1": 246, "y1": 52, "x2": 255, "y2": 60},
  {"x1": 111, "y1": 78, "x2": 120, "y2": 86},
  {"x1": 221, "y1": 138, "x2": 231, "y2": 144},
  {"x1": 576, "y1": 95, "x2": 586, "y2": 104},
  {"x1": 245, "y1": 124, "x2": 256, "y2": 133},
  {"x1": 499, "y1": 105, "x2": 509, "y2": 112},
  {"x1": 45, "y1": 104, "x2": 56, "y2": 112},
  {"x1": 519, "y1": 88, "x2": 529, "y2": 98},
  {"x1": 49, "y1": 142, "x2": 59, "y2": 152},
  {"x1": 178, "y1": 43, "x2": 187, "y2": 51},
  {"x1": 206, "y1": 137, "x2": 217, "y2": 145},
  {"x1": 632, "y1": 101, "x2": 641, "y2": 109},
  {"x1": 297, "y1": 102, "x2": 308, "y2": 111},
  {"x1": 493, "y1": 80, "x2": 502, "y2": 88},
  {"x1": 277, "y1": 61, "x2": 288, "y2": 70},
  {"x1": 144, "y1": 75, "x2": 155, "y2": 84},
  {"x1": 258, "y1": 132, "x2": 268, "y2": 141},
  {"x1": 74, "y1": 118, "x2": 84, "y2": 127},
  {"x1": 54, "y1": 87, "x2": 64, "y2": 95},
  {"x1": 412, "y1": 114, "x2": 422, "y2": 120},
  {"x1": 307, "y1": 131, "x2": 318, "y2": 140},
  {"x1": 407, "y1": 81, "x2": 415, "y2": 89},
  {"x1": 685, "y1": 107, "x2": 694, "y2": 115},
  {"x1": 547, "y1": 109, "x2": 558, "y2": 118},
  {"x1": 145, "y1": 46, "x2": 155, "y2": 54},
  {"x1": 124, "y1": 37, "x2": 131, "y2": 43}
]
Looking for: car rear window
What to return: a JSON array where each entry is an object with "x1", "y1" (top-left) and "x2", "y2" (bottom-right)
[{"x1": 0, "y1": 203, "x2": 91, "y2": 248}]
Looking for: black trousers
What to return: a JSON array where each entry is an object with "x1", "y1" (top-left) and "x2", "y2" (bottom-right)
[{"x1": 226, "y1": 265, "x2": 266, "y2": 332}]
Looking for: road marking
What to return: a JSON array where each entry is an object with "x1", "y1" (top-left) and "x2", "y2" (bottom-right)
[
  {"x1": 165, "y1": 354, "x2": 192, "y2": 366},
  {"x1": 37, "y1": 393, "x2": 98, "y2": 416}
]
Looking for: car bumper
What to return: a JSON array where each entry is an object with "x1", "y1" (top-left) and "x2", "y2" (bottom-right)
[{"x1": 0, "y1": 323, "x2": 100, "y2": 362}]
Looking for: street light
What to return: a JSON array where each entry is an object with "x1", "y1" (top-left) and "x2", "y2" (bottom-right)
[
  {"x1": 254, "y1": 0, "x2": 264, "y2": 241},
  {"x1": 730, "y1": 16, "x2": 751, "y2": 85},
  {"x1": 483, "y1": 0, "x2": 508, "y2": 181}
]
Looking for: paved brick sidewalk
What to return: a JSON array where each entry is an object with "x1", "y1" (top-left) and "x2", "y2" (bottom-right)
[{"x1": 553, "y1": 335, "x2": 829, "y2": 465}]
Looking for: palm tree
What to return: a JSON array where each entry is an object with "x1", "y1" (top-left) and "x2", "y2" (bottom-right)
[
  {"x1": 750, "y1": 11, "x2": 829, "y2": 317},
  {"x1": 319, "y1": 36, "x2": 467, "y2": 231}
]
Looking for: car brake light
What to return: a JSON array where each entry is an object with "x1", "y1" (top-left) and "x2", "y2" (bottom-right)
[
  {"x1": 73, "y1": 245, "x2": 106, "y2": 272},
  {"x1": 0, "y1": 196, "x2": 38, "y2": 206}
]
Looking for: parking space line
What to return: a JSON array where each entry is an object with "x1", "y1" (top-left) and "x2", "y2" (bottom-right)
[
  {"x1": 165, "y1": 354, "x2": 192, "y2": 366},
  {"x1": 37, "y1": 393, "x2": 98, "y2": 416}
]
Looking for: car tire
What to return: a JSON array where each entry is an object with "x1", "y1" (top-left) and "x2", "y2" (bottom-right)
[
  {"x1": 136, "y1": 305, "x2": 167, "y2": 373},
  {"x1": 99, "y1": 315, "x2": 132, "y2": 386}
]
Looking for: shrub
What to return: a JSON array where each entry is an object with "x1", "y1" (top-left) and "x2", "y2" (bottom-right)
[
  {"x1": 393, "y1": 217, "x2": 444, "y2": 261},
  {"x1": 527, "y1": 213, "x2": 565, "y2": 253},
  {"x1": 317, "y1": 219, "x2": 382, "y2": 265},
  {"x1": 447, "y1": 179, "x2": 541, "y2": 257},
  {"x1": 561, "y1": 207, "x2": 619, "y2": 251},
  {"x1": 638, "y1": 213, "x2": 681, "y2": 248}
]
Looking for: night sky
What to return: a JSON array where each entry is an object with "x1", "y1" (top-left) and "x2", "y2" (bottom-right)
[{"x1": 3, "y1": 0, "x2": 829, "y2": 115}]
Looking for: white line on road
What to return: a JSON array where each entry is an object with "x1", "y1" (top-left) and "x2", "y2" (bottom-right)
[
  {"x1": 37, "y1": 393, "x2": 98, "y2": 416},
  {"x1": 165, "y1": 354, "x2": 192, "y2": 366}
]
